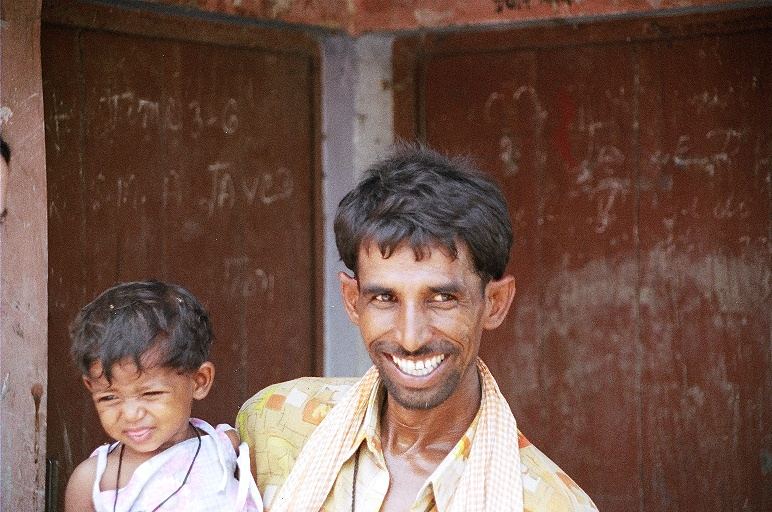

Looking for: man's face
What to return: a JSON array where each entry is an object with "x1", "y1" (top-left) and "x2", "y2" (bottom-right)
[{"x1": 340, "y1": 242, "x2": 514, "y2": 410}]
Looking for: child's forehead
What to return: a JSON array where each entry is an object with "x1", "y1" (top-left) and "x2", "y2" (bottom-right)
[
  {"x1": 88, "y1": 341, "x2": 169, "y2": 376},
  {"x1": 86, "y1": 357, "x2": 178, "y2": 386},
  {"x1": 87, "y1": 357, "x2": 138, "y2": 378}
]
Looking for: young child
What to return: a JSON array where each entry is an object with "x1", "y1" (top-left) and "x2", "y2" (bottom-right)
[{"x1": 64, "y1": 281, "x2": 263, "y2": 512}]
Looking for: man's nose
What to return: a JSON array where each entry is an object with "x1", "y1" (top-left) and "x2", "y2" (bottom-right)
[{"x1": 396, "y1": 301, "x2": 430, "y2": 353}]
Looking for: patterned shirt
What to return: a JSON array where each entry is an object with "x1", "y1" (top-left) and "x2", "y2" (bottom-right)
[{"x1": 236, "y1": 377, "x2": 597, "y2": 512}]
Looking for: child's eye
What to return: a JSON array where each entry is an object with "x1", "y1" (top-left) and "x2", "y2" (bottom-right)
[
  {"x1": 97, "y1": 395, "x2": 117, "y2": 403},
  {"x1": 143, "y1": 391, "x2": 164, "y2": 397}
]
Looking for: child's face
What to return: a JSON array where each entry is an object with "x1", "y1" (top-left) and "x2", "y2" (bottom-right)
[{"x1": 83, "y1": 357, "x2": 213, "y2": 456}]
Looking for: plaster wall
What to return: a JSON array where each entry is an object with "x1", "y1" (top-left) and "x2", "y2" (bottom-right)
[
  {"x1": 322, "y1": 34, "x2": 395, "y2": 377},
  {"x1": 0, "y1": 1, "x2": 48, "y2": 510},
  {"x1": 1, "y1": 1, "x2": 766, "y2": 508},
  {"x1": 144, "y1": 0, "x2": 748, "y2": 33}
]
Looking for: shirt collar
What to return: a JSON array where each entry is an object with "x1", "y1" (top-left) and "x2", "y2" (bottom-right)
[
  {"x1": 361, "y1": 379, "x2": 385, "y2": 463},
  {"x1": 424, "y1": 410, "x2": 480, "y2": 511},
  {"x1": 356, "y1": 379, "x2": 482, "y2": 511}
]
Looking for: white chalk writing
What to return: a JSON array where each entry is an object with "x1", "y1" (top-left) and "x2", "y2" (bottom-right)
[
  {"x1": 98, "y1": 90, "x2": 240, "y2": 136},
  {"x1": 223, "y1": 256, "x2": 275, "y2": 300},
  {"x1": 199, "y1": 161, "x2": 294, "y2": 216}
]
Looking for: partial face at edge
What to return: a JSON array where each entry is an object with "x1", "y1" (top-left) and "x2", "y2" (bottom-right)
[{"x1": 339, "y1": 242, "x2": 515, "y2": 410}]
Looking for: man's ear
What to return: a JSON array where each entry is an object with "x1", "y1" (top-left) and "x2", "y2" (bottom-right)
[
  {"x1": 483, "y1": 275, "x2": 516, "y2": 330},
  {"x1": 338, "y1": 271, "x2": 361, "y2": 326},
  {"x1": 192, "y1": 361, "x2": 215, "y2": 400}
]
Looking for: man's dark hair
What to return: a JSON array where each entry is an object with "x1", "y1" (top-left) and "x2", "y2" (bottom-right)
[
  {"x1": 334, "y1": 144, "x2": 513, "y2": 283},
  {"x1": 70, "y1": 281, "x2": 213, "y2": 381}
]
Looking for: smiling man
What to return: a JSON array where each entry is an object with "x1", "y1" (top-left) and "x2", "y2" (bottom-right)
[{"x1": 237, "y1": 146, "x2": 597, "y2": 512}]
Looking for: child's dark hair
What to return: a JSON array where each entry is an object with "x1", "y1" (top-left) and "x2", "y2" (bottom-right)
[{"x1": 70, "y1": 281, "x2": 213, "y2": 381}]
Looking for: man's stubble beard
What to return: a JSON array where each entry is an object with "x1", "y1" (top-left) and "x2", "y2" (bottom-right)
[
  {"x1": 370, "y1": 338, "x2": 469, "y2": 410},
  {"x1": 379, "y1": 364, "x2": 463, "y2": 410}
]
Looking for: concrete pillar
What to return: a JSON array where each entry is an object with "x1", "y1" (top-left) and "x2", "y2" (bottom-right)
[
  {"x1": 321, "y1": 33, "x2": 394, "y2": 377},
  {"x1": 0, "y1": 0, "x2": 48, "y2": 510}
]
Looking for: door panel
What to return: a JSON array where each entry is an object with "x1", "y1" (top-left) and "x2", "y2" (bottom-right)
[
  {"x1": 637, "y1": 30, "x2": 772, "y2": 511},
  {"x1": 43, "y1": 5, "x2": 320, "y2": 510},
  {"x1": 395, "y1": 7, "x2": 771, "y2": 510}
]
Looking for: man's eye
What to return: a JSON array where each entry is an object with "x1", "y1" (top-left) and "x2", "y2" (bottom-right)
[
  {"x1": 373, "y1": 293, "x2": 394, "y2": 302},
  {"x1": 430, "y1": 293, "x2": 454, "y2": 302}
]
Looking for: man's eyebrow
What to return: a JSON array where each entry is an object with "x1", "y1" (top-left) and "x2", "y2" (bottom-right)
[
  {"x1": 359, "y1": 284, "x2": 393, "y2": 296},
  {"x1": 428, "y1": 281, "x2": 463, "y2": 295}
]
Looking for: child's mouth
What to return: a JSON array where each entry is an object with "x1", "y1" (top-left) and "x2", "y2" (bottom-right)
[{"x1": 124, "y1": 427, "x2": 153, "y2": 443}]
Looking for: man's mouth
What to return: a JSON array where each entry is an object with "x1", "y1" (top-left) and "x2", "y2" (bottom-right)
[{"x1": 391, "y1": 354, "x2": 445, "y2": 377}]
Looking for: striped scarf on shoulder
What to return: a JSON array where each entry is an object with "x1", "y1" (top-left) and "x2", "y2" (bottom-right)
[{"x1": 269, "y1": 358, "x2": 523, "y2": 512}]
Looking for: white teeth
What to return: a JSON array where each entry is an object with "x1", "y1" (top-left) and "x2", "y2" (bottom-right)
[{"x1": 391, "y1": 354, "x2": 445, "y2": 376}]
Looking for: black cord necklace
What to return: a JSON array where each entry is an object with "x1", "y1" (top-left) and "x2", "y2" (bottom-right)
[
  {"x1": 351, "y1": 449, "x2": 359, "y2": 512},
  {"x1": 113, "y1": 421, "x2": 202, "y2": 512}
]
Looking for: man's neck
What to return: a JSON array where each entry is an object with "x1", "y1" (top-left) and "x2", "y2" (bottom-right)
[{"x1": 380, "y1": 365, "x2": 481, "y2": 456}]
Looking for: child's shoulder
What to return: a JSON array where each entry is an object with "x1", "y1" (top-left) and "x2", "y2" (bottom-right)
[
  {"x1": 65, "y1": 453, "x2": 99, "y2": 512},
  {"x1": 70, "y1": 451, "x2": 100, "y2": 480},
  {"x1": 196, "y1": 418, "x2": 241, "y2": 453}
]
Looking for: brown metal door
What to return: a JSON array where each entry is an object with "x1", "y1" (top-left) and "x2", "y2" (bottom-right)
[
  {"x1": 395, "y1": 7, "x2": 771, "y2": 511},
  {"x1": 42, "y1": 4, "x2": 321, "y2": 510}
]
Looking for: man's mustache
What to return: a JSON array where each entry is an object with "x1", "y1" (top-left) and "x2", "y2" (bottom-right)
[{"x1": 370, "y1": 339, "x2": 458, "y2": 358}]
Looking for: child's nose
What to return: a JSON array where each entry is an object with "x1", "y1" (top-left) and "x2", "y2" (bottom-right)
[{"x1": 121, "y1": 398, "x2": 146, "y2": 421}]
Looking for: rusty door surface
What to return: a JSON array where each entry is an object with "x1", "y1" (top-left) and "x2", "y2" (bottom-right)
[
  {"x1": 395, "y1": 7, "x2": 771, "y2": 511},
  {"x1": 42, "y1": 3, "x2": 321, "y2": 509}
]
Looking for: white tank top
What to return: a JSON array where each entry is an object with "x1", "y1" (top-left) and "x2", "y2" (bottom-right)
[{"x1": 90, "y1": 418, "x2": 262, "y2": 512}]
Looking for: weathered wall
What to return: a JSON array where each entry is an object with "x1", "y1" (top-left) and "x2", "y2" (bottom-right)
[
  {"x1": 352, "y1": 0, "x2": 747, "y2": 33},
  {"x1": 41, "y1": 3, "x2": 324, "y2": 508},
  {"x1": 321, "y1": 34, "x2": 395, "y2": 377},
  {"x1": 0, "y1": 1, "x2": 48, "y2": 511},
  {"x1": 1, "y1": 1, "x2": 765, "y2": 510},
  {"x1": 143, "y1": 0, "x2": 746, "y2": 33},
  {"x1": 393, "y1": 6, "x2": 771, "y2": 509}
]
